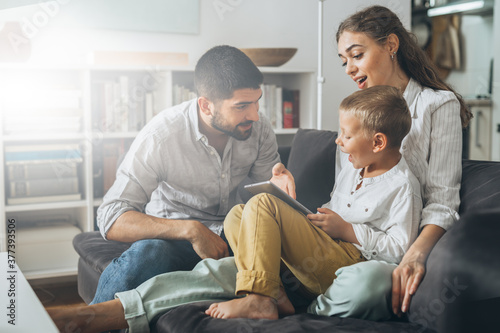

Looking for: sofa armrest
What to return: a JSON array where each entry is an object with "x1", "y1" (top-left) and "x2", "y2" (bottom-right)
[{"x1": 409, "y1": 208, "x2": 500, "y2": 332}]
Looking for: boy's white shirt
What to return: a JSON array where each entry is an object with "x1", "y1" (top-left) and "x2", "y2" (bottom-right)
[{"x1": 324, "y1": 156, "x2": 422, "y2": 264}]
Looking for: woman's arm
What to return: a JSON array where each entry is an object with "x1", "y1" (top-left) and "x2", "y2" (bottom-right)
[
  {"x1": 392, "y1": 91, "x2": 462, "y2": 315},
  {"x1": 391, "y1": 224, "x2": 445, "y2": 315}
]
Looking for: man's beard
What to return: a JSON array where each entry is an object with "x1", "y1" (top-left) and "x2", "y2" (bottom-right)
[{"x1": 211, "y1": 111, "x2": 253, "y2": 141}]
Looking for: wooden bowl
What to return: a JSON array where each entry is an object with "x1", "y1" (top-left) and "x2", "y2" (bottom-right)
[{"x1": 240, "y1": 48, "x2": 297, "y2": 67}]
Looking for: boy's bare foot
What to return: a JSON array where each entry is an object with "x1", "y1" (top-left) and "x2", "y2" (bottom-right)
[
  {"x1": 47, "y1": 299, "x2": 127, "y2": 333},
  {"x1": 205, "y1": 294, "x2": 279, "y2": 319},
  {"x1": 205, "y1": 289, "x2": 294, "y2": 320}
]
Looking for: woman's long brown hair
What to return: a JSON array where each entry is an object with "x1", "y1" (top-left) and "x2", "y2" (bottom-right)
[{"x1": 336, "y1": 5, "x2": 472, "y2": 128}]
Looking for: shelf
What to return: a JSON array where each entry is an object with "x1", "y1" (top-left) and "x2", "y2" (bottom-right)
[
  {"x1": 2, "y1": 133, "x2": 87, "y2": 142},
  {"x1": 4, "y1": 200, "x2": 88, "y2": 213},
  {"x1": 24, "y1": 267, "x2": 78, "y2": 280},
  {"x1": 274, "y1": 128, "x2": 299, "y2": 135},
  {"x1": 96, "y1": 132, "x2": 140, "y2": 139}
]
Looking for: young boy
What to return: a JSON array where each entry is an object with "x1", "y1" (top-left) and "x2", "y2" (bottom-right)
[
  {"x1": 205, "y1": 85, "x2": 422, "y2": 319},
  {"x1": 49, "y1": 86, "x2": 422, "y2": 332}
]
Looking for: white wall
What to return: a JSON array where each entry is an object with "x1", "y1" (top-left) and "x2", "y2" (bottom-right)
[
  {"x1": 0, "y1": 0, "x2": 410, "y2": 132},
  {"x1": 321, "y1": 0, "x2": 411, "y2": 131}
]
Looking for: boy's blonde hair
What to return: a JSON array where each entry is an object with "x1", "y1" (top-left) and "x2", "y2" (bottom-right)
[{"x1": 340, "y1": 86, "x2": 411, "y2": 149}]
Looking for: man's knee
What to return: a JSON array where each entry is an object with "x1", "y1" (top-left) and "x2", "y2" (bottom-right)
[{"x1": 127, "y1": 239, "x2": 171, "y2": 259}]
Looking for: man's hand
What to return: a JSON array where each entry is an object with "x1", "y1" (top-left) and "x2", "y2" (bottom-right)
[
  {"x1": 308, "y1": 208, "x2": 358, "y2": 244},
  {"x1": 188, "y1": 221, "x2": 230, "y2": 260},
  {"x1": 270, "y1": 163, "x2": 296, "y2": 199}
]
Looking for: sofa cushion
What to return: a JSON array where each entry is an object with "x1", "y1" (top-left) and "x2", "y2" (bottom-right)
[
  {"x1": 287, "y1": 129, "x2": 338, "y2": 212},
  {"x1": 459, "y1": 159, "x2": 500, "y2": 215},
  {"x1": 155, "y1": 301, "x2": 433, "y2": 333}
]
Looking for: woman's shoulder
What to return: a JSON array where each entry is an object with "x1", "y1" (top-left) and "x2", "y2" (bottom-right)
[{"x1": 419, "y1": 84, "x2": 459, "y2": 109}]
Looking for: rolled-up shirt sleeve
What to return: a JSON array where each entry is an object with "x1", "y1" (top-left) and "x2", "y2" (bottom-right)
[{"x1": 97, "y1": 133, "x2": 162, "y2": 239}]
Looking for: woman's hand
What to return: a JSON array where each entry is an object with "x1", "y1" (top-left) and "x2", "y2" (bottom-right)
[
  {"x1": 391, "y1": 224, "x2": 446, "y2": 315},
  {"x1": 391, "y1": 248, "x2": 426, "y2": 316}
]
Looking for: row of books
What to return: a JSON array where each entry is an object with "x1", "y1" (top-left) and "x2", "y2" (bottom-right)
[
  {"x1": 92, "y1": 76, "x2": 154, "y2": 133},
  {"x1": 260, "y1": 85, "x2": 300, "y2": 129},
  {"x1": 172, "y1": 84, "x2": 197, "y2": 106},
  {"x1": 2, "y1": 88, "x2": 83, "y2": 136},
  {"x1": 4, "y1": 144, "x2": 83, "y2": 205},
  {"x1": 92, "y1": 75, "x2": 196, "y2": 133}
]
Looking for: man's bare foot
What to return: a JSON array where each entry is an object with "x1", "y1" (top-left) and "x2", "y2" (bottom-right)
[
  {"x1": 205, "y1": 294, "x2": 279, "y2": 319},
  {"x1": 47, "y1": 299, "x2": 127, "y2": 333}
]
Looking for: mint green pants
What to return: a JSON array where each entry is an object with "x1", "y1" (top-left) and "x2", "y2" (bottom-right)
[{"x1": 116, "y1": 257, "x2": 396, "y2": 333}]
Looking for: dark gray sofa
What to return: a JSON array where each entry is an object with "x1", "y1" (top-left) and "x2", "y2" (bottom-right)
[{"x1": 73, "y1": 129, "x2": 500, "y2": 333}]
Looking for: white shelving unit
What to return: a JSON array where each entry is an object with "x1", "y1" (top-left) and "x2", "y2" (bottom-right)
[{"x1": 0, "y1": 64, "x2": 316, "y2": 280}]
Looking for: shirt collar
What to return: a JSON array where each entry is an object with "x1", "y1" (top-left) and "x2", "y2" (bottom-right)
[
  {"x1": 403, "y1": 78, "x2": 423, "y2": 118},
  {"x1": 360, "y1": 156, "x2": 407, "y2": 186}
]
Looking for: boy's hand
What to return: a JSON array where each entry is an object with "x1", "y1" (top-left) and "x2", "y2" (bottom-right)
[
  {"x1": 270, "y1": 163, "x2": 296, "y2": 199},
  {"x1": 308, "y1": 208, "x2": 358, "y2": 244}
]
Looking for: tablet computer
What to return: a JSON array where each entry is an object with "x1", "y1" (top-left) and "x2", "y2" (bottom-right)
[{"x1": 244, "y1": 181, "x2": 313, "y2": 215}]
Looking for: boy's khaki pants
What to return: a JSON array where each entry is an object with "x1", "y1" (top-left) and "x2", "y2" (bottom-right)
[{"x1": 224, "y1": 193, "x2": 365, "y2": 300}]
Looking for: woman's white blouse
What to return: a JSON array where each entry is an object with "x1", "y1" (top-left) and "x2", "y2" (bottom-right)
[{"x1": 337, "y1": 78, "x2": 462, "y2": 231}]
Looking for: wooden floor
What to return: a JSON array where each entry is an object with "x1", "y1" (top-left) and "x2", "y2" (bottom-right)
[{"x1": 32, "y1": 281, "x2": 86, "y2": 310}]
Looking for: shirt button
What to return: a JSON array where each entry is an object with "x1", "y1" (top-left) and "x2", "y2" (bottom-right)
[
  {"x1": 365, "y1": 208, "x2": 368, "y2": 212},
  {"x1": 221, "y1": 174, "x2": 226, "y2": 179},
  {"x1": 351, "y1": 191, "x2": 354, "y2": 195},
  {"x1": 347, "y1": 203, "x2": 351, "y2": 208}
]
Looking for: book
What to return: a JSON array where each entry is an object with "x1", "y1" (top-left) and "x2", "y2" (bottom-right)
[
  {"x1": 282, "y1": 89, "x2": 300, "y2": 128},
  {"x1": 6, "y1": 161, "x2": 79, "y2": 181},
  {"x1": 4, "y1": 144, "x2": 82, "y2": 164},
  {"x1": 93, "y1": 144, "x2": 104, "y2": 198},
  {"x1": 102, "y1": 143, "x2": 119, "y2": 194},
  {"x1": 275, "y1": 86, "x2": 283, "y2": 130},
  {"x1": 8, "y1": 177, "x2": 80, "y2": 198},
  {"x1": 102, "y1": 140, "x2": 132, "y2": 195}
]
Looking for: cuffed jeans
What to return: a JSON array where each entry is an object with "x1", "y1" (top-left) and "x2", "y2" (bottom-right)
[
  {"x1": 91, "y1": 238, "x2": 202, "y2": 304},
  {"x1": 116, "y1": 257, "x2": 239, "y2": 332}
]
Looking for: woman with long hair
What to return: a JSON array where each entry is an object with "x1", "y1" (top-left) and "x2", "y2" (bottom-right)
[{"x1": 308, "y1": 4, "x2": 472, "y2": 320}]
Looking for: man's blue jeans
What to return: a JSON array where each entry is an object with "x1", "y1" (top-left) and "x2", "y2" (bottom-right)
[{"x1": 90, "y1": 238, "x2": 203, "y2": 304}]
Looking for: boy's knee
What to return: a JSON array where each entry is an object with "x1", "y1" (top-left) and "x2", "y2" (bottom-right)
[
  {"x1": 310, "y1": 261, "x2": 395, "y2": 320},
  {"x1": 224, "y1": 204, "x2": 245, "y2": 231},
  {"x1": 337, "y1": 261, "x2": 394, "y2": 303}
]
